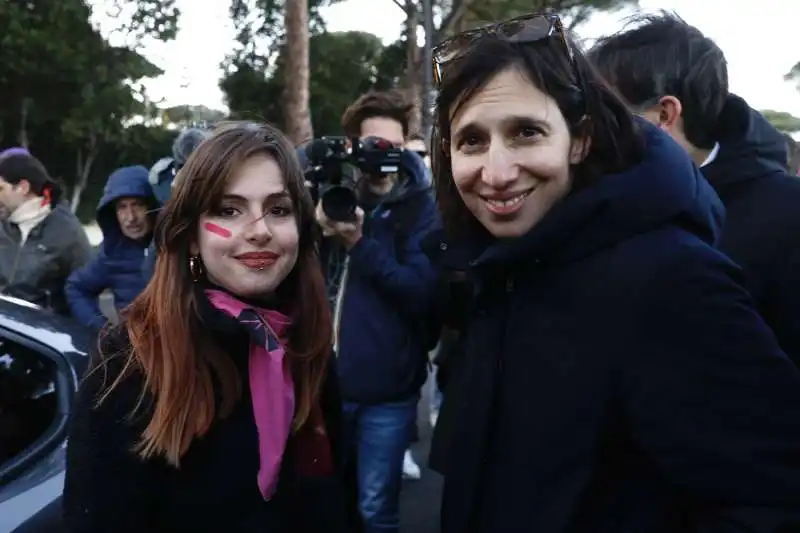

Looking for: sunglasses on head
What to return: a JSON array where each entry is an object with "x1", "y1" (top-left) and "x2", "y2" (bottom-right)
[{"x1": 432, "y1": 13, "x2": 575, "y2": 89}]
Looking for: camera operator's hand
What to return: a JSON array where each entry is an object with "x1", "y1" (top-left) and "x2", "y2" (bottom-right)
[{"x1": 316, "y1": 202, "x2": 364, "y2": 250}]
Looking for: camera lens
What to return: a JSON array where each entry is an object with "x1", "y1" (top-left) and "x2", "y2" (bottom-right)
[{"x1": 321, "y1": 186, "x2": 358, "y2": 222}]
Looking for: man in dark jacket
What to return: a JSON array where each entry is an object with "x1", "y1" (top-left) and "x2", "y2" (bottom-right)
[
  {"x1": 0, "y1": 153, "x2": 91, "y2": 313},
  {"x1": 65, "y1": 166, "x2": 156, "y2": 331},
  {"x1": 590, "y1": 12, "x2": 800, "y2": 367},
  {"x1": 314, "y1": 90, "x2": 438, "y2": 533}
]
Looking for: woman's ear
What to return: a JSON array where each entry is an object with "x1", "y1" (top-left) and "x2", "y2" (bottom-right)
[
  {"x1": 569, "y1": 117, "x2": 591, "y2": 165},
  {"x1": 189, "y1": 240, "x2": 199, "y2": 256},
  {"x1": 570, "y1": 135, "x2": 591, "y2": 165}
]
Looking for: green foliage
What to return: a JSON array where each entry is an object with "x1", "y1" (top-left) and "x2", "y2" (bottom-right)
[
  {"x1": 93, "y1": 0, "x2": 181, "y2": 43},
  {"x1": 220, "y1": 0, "x2": 639, "y2": 137},
  {"x1": 785, "y1": 62, "x2": 800, "y2": 90},
  {"x1": 761, "y1": 109, "x2": 800, "y2": 134},
  {"x1": 0, "y1": 0, "x2": 184, "y2": 221},
  {"x1": 223, "y1": 31, "x2": 401, "y2": 135}
]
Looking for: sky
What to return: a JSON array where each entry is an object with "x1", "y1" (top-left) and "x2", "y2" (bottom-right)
[{"x1": 118, "y1": 0, "x2": 800, "y2": 117}]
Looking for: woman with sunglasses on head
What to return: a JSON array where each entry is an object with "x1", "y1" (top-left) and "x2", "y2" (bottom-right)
[
  {"x1": 63, "y1": 122, "x2": 350, "y2": 533},
  {"x1": 429, "y1": 12, "x2": 800, "y2": 533}
]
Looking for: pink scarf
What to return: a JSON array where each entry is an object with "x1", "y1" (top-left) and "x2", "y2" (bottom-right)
[{"x1": 205, "y1": 289, "x2": 295, "y2": 500}]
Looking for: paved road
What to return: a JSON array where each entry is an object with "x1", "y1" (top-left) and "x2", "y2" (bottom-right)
[{"x1": 399, "y1": 376, "x2": 443, "y2": 533}]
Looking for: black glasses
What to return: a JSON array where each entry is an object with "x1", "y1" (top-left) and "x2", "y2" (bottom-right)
[{"x1": 432, "y1": 13, "x2": 574, "y2": 88}]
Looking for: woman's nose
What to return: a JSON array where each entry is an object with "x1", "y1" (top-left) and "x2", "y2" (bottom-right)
[
  {"x1": 482, "y1": 142, "x2": 519, "y2": 189},
  {"x1": 243, "y1": 214, "x2": 273, "y2": 243}
]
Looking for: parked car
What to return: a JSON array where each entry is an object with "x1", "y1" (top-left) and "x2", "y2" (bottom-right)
[{"x1": 0, "y1": 294, "x2": 92, "y2": 532}]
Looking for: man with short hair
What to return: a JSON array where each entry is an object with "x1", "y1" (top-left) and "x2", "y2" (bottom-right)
[
  {"x1": 319, "y1": 89, "x2": 438, "y2": 533},
  {"x1": 65, "y1": 166, "x2": 157, "y2": 331},
  {"x1": 590, "y1": 12, "x2": 800, "y2": 367}
]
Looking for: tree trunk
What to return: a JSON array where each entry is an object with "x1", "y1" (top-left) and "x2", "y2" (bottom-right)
[
  {"x1": 71, "y1": 135, "x2": 98, "y2": 214},
  {"x1": 18, "y1": 98, "x2": 31, "y2": 149},
  {"x1": 404, "y1": 0, "x2": 422, "y2": 136},
  {"x1": 283, "y1": 0, "x2": 313, "y2": 145}
]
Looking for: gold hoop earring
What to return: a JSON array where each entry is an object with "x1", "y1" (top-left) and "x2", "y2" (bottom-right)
[{"x1": 188, "y1": 255, "x2": 204, "y2": 283}]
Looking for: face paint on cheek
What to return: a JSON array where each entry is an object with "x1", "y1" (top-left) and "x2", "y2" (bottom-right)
[{"x1": 203, "y1": 222, "x2": 232, "y2": 239}]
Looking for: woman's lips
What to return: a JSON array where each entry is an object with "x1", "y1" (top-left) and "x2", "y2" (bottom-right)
[{"x1": 235, "y1": 252, "x2": 279, "y2": 269}]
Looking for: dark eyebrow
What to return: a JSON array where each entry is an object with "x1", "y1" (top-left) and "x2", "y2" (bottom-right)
[
  {"x1": 453, "y1": 115, "x2": 550, "y2": 140},
  {"x1": 221, "y1": 191, "x2": 291, "y2": 202}
]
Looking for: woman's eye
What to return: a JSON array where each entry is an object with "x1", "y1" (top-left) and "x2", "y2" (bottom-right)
[
  {"x1": 517, "y1": 126, "x2": 541, "y2": 139},
  {"x1": 270, "y1": 205, "x2": 293, "y2": 217},
  {"x1": 457, "y1": 134, "x2": 484, "y2": 152},
  {"x1": 217, "y1": 206, "x2": 240, "y2": 217}
]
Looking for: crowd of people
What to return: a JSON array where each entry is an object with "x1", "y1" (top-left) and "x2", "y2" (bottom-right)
[{"x1": 2, "y1": 9, "x2": 800, "y2": 533}]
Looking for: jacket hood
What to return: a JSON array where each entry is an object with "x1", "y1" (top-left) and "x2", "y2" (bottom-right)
[
  {"x1": 383, "y1": 148, "x2": 432, "y2": 204},
  {"x1": 703, "y1": 94, "x2": 789, "y2": 190},
  {"x1": 97, "y1": 166, "x2": 157, "y2": 251},
  {"x1": 473, "y1": 121, "x2": 725, "y2": 268}
]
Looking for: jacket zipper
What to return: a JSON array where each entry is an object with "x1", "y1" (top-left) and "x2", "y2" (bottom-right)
[
  {"x1": 5, "y1": 235, "x2": 27, "y2": 289},
  {"x1": 332, "y1": 257, "x2": 350, "y2": 356}
]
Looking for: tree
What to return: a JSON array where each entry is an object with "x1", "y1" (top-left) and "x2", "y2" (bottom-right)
[
  {"x1": 61, "y1": 46, "x2": 162, "y2": 213},
  {"x1": 761, "y1": 109, "x2": 800, "y2": 134},
  {"x1": 0, "y1": 0, "x2": 178, "y2": 212},
  {"x1": 161, "y1": 105, "x2": 226, "y2": 127},
  {"x1": 91, "y1": 0, "x2": 180, "y2": 44},
  {"x1": 283, "y1": 0, "x2": 313, "y2": 144},
  {"x1": 222, "y1": 31, "x2": 391, "y2": 135},
  {"x1": 221, "y1": 0, "x2": 639, "y2": 136},
  {"x1": 393, "y1": 0, "x2": 642, "y2": 131}
]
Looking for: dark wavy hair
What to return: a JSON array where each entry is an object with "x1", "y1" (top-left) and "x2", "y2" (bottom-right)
[
  {"x1": 432, "y1": 25, "x2": 645, "y2": 237},
  {"x1": 0, "y1": 153, "x2": 63, "y2": 205}
]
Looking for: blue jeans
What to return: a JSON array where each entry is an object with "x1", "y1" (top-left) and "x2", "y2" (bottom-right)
[{"x1": 342, "y1": 397, "x2": 418, "y2": 533}]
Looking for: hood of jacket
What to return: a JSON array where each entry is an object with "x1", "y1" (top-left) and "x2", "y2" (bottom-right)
[
  {"x1": 703, "y1": 94, "x2": 790, "y2": 190},
  {"x1": 467, "y1": 121, "x2": 725, "y2": 269},
  {"x1": 97, "y1": 166, "x2": 157, "y2": 254}
]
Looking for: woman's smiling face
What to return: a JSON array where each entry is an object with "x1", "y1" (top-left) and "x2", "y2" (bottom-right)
[
  {"x1": 449, "y1": 66, "x2": 585, "y2": 238},
  {"x1": 192, "y1": 154, "x2": 300, "y2": 300}
]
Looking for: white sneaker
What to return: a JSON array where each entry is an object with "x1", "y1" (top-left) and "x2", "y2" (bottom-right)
[{"x1": 402, "y1": 449, "x2": 421, "y2": 480}]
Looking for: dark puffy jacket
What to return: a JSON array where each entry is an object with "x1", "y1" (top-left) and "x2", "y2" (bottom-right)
[
  {"x1": 702, "y1": 95, "x2": 800, "y2": 368},
  {"x1": 437, "y1": 123, "x2": 800, "y2": 533},
  {"x1": 65, "y1": 166, "x2": 156, "y2": 331},
  {"x1": 319, "y1": 150, "x2": 440, "y2": 404},
  {"x1": 0, "y1": 203, "x2": 92, "y2": 314}
]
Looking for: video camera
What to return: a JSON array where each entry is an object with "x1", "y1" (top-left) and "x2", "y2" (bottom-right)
[{"x1": 303, "y1": 136, "x2": 403, "y2": 222}]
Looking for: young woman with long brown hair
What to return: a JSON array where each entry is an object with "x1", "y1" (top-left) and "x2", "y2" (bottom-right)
[{"x1": 63, "y1": 122, "x2": 349, "y2": 532}]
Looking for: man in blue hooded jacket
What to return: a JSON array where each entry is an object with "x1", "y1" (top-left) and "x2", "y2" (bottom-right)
[
  {"x1": 65, "y1": 166, "x2": 157, "y2": 331},
  {"x1": 315, "y1": 90, "x2": 439, "y2": 533}
]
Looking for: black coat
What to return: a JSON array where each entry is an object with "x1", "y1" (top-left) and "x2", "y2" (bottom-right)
[
  {"x1": 436, "y1": 125, "x2": 800, "y2": 533},
  {"x1": 63, "y1": 288, "x2": 350, "y2": 533},
  {"x1": 703, "y1": 95, "x2": 800, "y2": 367}
]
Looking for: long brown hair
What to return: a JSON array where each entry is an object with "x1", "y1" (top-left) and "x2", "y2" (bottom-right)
[{"x1": 99, "y1": 122, "x2": 332, "y2": 466}]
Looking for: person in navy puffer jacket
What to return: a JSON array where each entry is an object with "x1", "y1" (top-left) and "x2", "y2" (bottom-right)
[{"x1": 66, "y1": 166, "x2": 157, "y2": 331}]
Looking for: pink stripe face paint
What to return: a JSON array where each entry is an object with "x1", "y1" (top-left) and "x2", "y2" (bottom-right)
[{"x1": 203, "y1": 222, "x2": 232, "y2": 239}]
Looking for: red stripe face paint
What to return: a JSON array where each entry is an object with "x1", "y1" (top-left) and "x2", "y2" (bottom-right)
[{"x1": 203, "y1": 222, "x2": 232, "y2": 239}]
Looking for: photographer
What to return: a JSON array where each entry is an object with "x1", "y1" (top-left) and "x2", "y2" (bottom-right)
[{"x1": 313, "y1": 90, "x2": 439, "y2": 533}]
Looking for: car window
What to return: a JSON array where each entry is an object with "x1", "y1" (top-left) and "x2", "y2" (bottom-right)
[{"x1": 0, "y1": 337, "x2": 58, "y2": 466}]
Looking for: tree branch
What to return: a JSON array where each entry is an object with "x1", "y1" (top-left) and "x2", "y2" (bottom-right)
[
  {"x1": 391, "y1": 0, "x2": 404, "y2": 10},
  {"x1": 434, "y1": 0, "x2": 473, "y2": 43}
]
